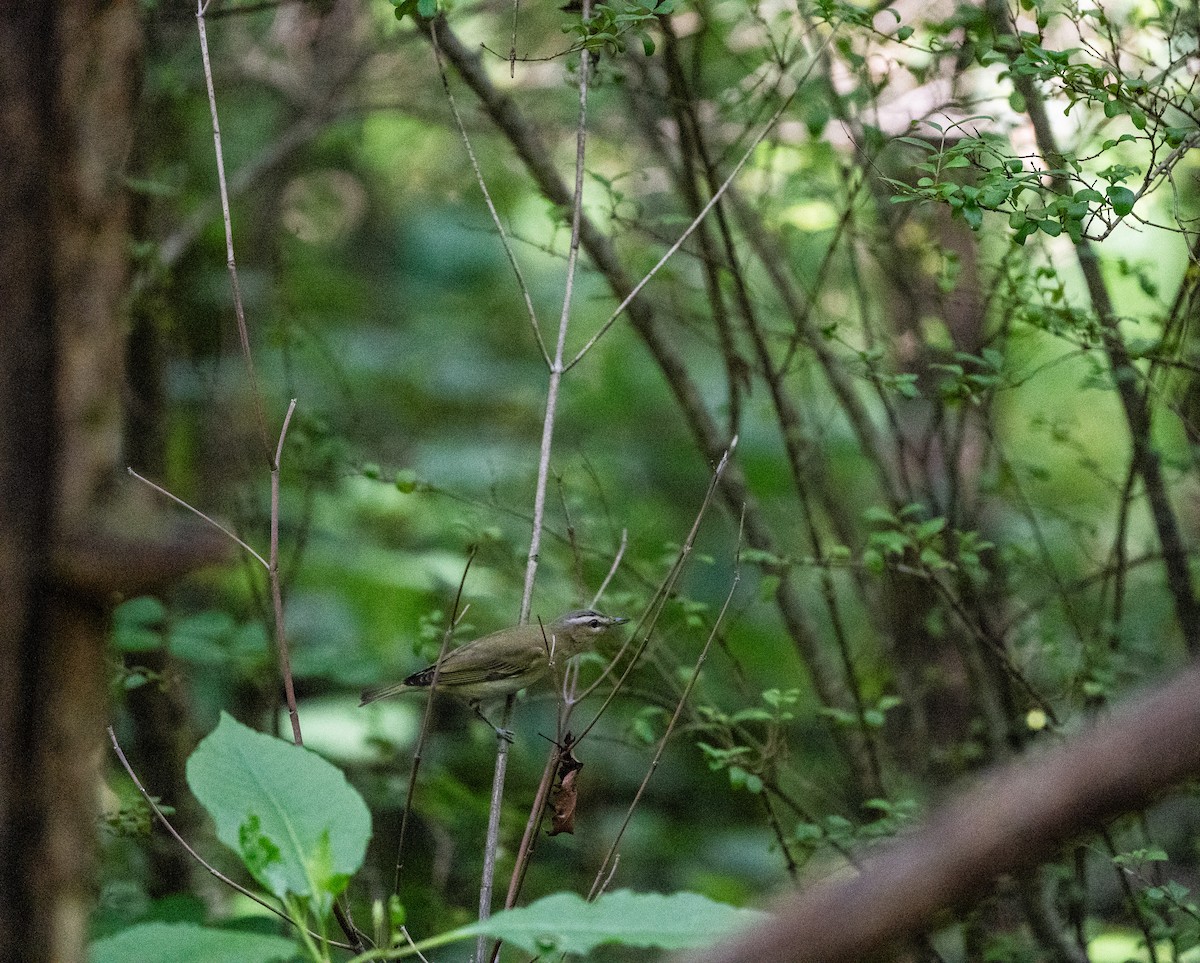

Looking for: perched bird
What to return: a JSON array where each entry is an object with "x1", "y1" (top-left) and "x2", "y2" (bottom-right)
[{"x1": 359, "y1": 609, "x2": 629, "y2": 722}]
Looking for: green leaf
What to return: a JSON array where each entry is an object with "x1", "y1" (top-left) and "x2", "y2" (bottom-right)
[
  {"x1": 914, "y1": 517, "x2": 947, "y2": 540},
  {"x1": 862, "y1": 505, "x2": 899, "y2": 526},
  {"x1": 186, "y1": 713, "x2": 371, "y2": 914},
  {"x1": 467, "y1": 890, "x2": 769, "y2": 954},
  {"x1": 89, "y1": 922, "x2": 297, "y2": 963},
  {"x1": 1107, "y1": 185, "x2": 1136, "y2": 216},
  {"x1": 111, "y1": 596, "x2": 166, "y2": 653}
]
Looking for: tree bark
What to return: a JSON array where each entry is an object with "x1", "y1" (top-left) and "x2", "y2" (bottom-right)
[{"x1": 0, "y1": 2, "x2": 142, "y2": 960}]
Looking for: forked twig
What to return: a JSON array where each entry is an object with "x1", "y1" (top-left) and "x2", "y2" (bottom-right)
[{"x1": 564, "y1": 31, "x2": 839, "y2": 372}]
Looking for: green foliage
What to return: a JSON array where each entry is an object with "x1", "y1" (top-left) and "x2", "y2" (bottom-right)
[
  {"x1": 563, "y1": 0, "x2": 675, "y2": 57},
  {"x1": 457, "y1": 890, "x2": 768, "y2": 956},
  {"x1": 185, "y1": 714, "x2": 371, "y2": 920},
  {"x1": 105, "y1": 0, "x2": 1200, "y2": 959},
  {"x1": 89, "y1": 922, "x2": 298, "y2": 963},
  {"x1": 111, "y1": 597, "x2": 168, "y2": 654}
]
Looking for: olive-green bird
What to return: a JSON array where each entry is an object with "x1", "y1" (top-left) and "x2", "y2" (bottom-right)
[{"x1": 359, "y1": 609, "x2": 629, "y2": 709}]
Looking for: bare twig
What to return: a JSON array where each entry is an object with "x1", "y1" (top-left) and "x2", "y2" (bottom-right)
[
  {"x1": 589, "y1": 508, "x2": 745, "y2": 898},
  {"x1": 196, "y1": 0, "x2": 271, "y2": 461},
  {"x1": 127, "y1": 467, "x2": 268, "y2": 569},
  {"x1": 393, "y1": 549, "x2": 477, "y2": 892},
  {"x1": 427, "y1": 20, "x2": 549, "y2": 365},
  {"x1": 589, "y1": 529, "x2": 627, "y2": 609},
  {"x1": 269, "y1": 399, "x2": 303, "y2": 746}
]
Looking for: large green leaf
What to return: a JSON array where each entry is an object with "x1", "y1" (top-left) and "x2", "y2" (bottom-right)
[
  {"x1": 185, "y1": 713, "x2": 371, "y2": 914},
  {"x1": 465, "y1": 890, "x2": 769, "y2": 955},
  {"x1": 89, "y1": 922, "x2": 298, "y2": 963}
]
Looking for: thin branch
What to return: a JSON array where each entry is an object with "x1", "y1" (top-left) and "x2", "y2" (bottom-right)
[
  {"x1": 393, "y1": 549, "x2": 476, "y2": 893},
  {"x1": 427, "y1": 20, "x2": 549, "y2": 365},
  {"x1": 196, "y1": 0, "x2": 271, "y2": 462},
  {"x1": 470, "y1": 16, "x2": 597, "y2": 961},
  {"x1": 127, "y1": 467, "x2": 268, "y2": 569},
  {"x1": 588, "y1": 508, "x2": 745, "y2": 898},
  {"x1": 589, "y1": 529, "x2": 628, "y2": 609},
  {"x1": 270, "y1": 399, "x2": 303, "y2": 746}
]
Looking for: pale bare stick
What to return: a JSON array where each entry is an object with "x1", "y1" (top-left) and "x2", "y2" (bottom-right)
[
  {"x1": 588, "y1": 509, "x2": 745, "y2": 899},
  {"x1": 127, "y1": 467, "x2": 268, "y2": 569},
  {"x1": 517, "y1": 31, "x2": 594, "y2": 625},
  {"x1": 589, "y1": 529, "x2": 628, "y2": 610},
  {"x1": 398, "y1": 925, "x2": 433, "y2": 963},
  {"x1": 196, "y1": 0, "x2": 271, "y2": 461},
  {"x1": 268, "y1": 399, "x2": 303, "y2": 746},
  {"x1": 106, "y1": 727, "x2": 356, "y2": 952},
  {"x1": 476, "y1": 14, "x2": 596, "y2": 962},
  {"x1": 564, "y1": 30, "x2": 839, "y2": 373},
  {"x1": 428, "y1": 19, "x2": 549, "y2": 366}
]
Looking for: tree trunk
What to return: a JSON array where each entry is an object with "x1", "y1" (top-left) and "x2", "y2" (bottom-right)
[{"x1": 0, "y1": 2, "x2": 142, "y2": 960}]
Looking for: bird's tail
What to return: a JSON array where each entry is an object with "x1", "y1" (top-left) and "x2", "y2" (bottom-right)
[{"x1": 359, "y1": 681, "x2": 411, "y2": 706}]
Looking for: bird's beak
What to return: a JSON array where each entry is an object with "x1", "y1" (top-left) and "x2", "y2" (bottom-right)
[{"x1": 613, "y1": 616, "x2": 630, "y2": 625}]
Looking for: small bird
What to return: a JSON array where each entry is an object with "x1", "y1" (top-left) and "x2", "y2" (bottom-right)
[{"x1": 359, "y1": 609, "x2": 629, "y2": 716}]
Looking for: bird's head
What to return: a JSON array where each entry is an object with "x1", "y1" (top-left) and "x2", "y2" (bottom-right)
[{"x1": 549, "y1": 609, "x2": 629, "y2": 653}]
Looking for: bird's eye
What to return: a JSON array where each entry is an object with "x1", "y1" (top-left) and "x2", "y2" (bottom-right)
[{"x1": 589, "y1": 619, "x2": 601, "y2": 628}]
